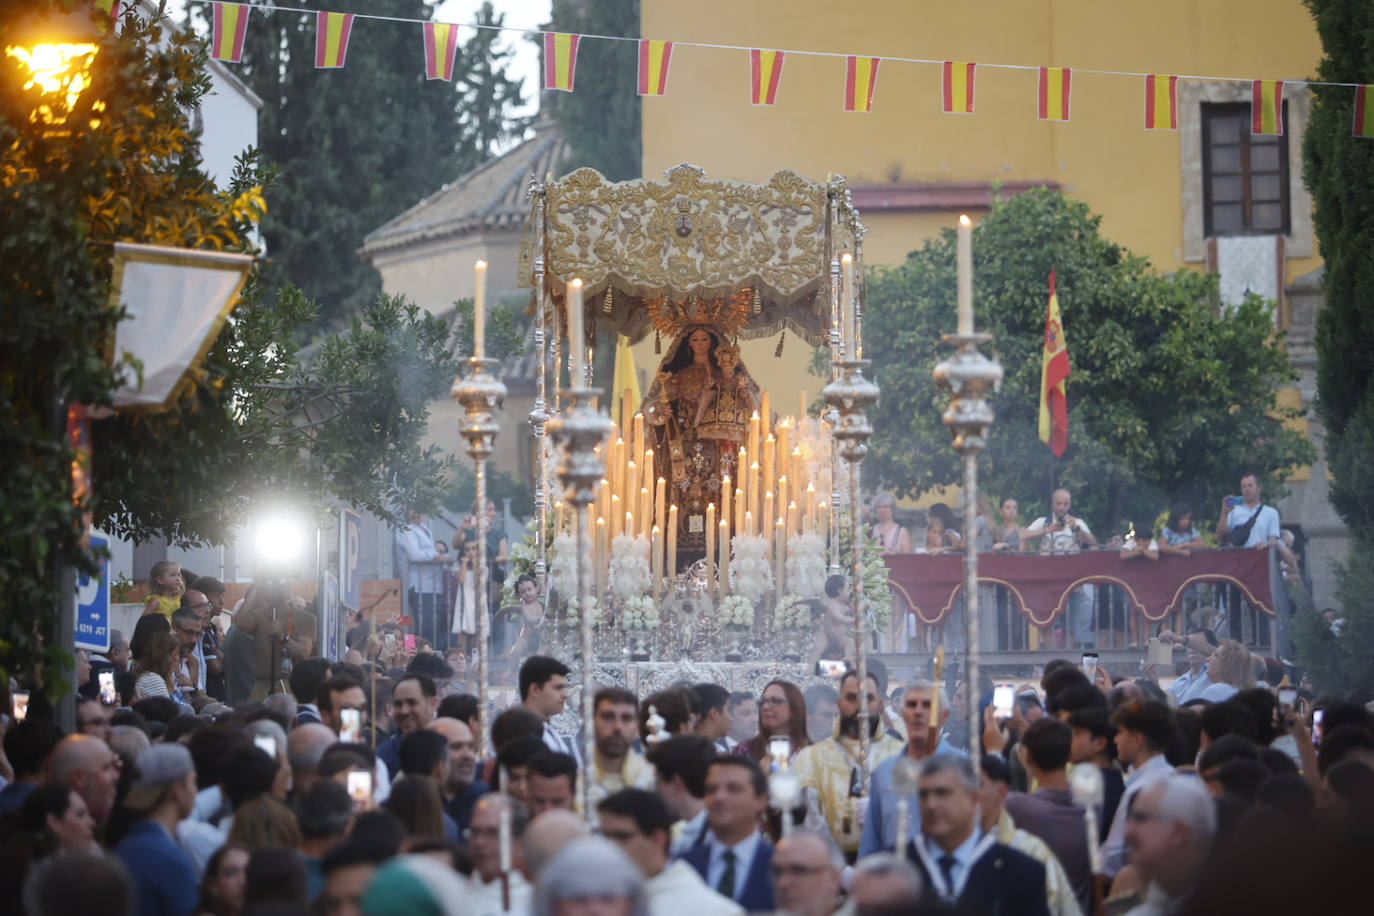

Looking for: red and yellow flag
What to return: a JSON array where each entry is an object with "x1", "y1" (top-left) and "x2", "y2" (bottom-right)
[
  {"x1": 638, "y1": 40, "x2": 674, "y2": 96},
  {"x1": 211, "y1": 3, "x2": 251, "y2": 64},
  {"x1": 543, "y1": 32, "x2": 581, "y2": 92},
  {"x1": 1038, "y1": 66, "x2": 1072, "y2": 121},
  {"x1": 1144, "y1": 73, "x2": 1178, "y2": 130},
  {"x1": 314, "y1": 12, "x2": 354, "y2": 69},
  {"x1": 1038, "y1": 270, "x2": 1071, "y2": 457},
  {"x1": 94, "y1": 0, "x2": 119, "y2": 16},
  {"x1": 942, "y1": 61, "x2": 976, "y2": 114},
  {"x1": 1252, "y1": 79, "x2": 1285, "y2": 135},
  {"x1": 750, "y1": 49, "x2": 785, "y2": 106},
  {"x1": 1354, "y1": 85, "x2": 1374, "y2": 139},
  {"x1": 423, "y1": 22, "x2": 461, "y2": 81},
  {"x1": 843, "y1": 55, "x2": 881, "y2": 113}
]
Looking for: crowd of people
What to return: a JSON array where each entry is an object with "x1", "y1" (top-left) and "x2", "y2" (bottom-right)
[{"x1": 2, "y1": 594, "x2": 1372, "y2": 916}]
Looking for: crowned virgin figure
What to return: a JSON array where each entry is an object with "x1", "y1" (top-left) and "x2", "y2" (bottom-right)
[{"x1": 641, "y1": 323, "x2": 761, "y2": 563}]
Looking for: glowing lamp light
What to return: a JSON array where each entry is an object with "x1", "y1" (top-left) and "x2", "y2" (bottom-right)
[
  {"x1": 5, "y1": 42, "x2": 99, "y2": 125},
  {"x1": 254, "y1": 513, "x2": 308, "y2": 571}
]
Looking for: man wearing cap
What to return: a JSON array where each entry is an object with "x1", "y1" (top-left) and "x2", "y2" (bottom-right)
[{"x1": 115, "y1": 744, "x2": 200, "y2": 916}]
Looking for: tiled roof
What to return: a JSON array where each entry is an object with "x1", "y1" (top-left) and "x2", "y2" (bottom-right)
[{"x1": 360, "y1": 120, "x2": 567, "y2": 259}]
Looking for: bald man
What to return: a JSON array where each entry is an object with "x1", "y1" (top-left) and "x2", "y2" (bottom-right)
[
  {"x1": 50, "y1": 734, "x2": 121, "y2": 824},
  {"x1": 771, "y1": 831, "x2": 843, "y2": 916},
  {"x1": 289, "y1": 723, "x2": 339, "y2": 792},
  {"x1": 428, "y1": 716, "x2": 489, "y2": 832},
  {"x1": 522, "y1": 809, "x2": 590, "y2": 883}
]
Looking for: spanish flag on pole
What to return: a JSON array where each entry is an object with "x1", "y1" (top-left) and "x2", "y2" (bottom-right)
[
  {"x1": 543, "y1": 33, "x2": 581, "y2": 92},
  {"x1": 1038, "y1": 67, "x2": 1072, "y2": 121},
  {"x1": 942, "y1": 61, "x2": 976, "y2": 114},
  {"x1": 211, "y1": 4, "x2": 251, "y2": 64},
  {"x1": 1144, "y1": 74, "x2": 1178, "y2": 130},
  {"x1": 423, "y1": 22, "x2": 461, "y2": 81},
  {"x1": 1038, "y1": 270, "x2": 1071, "y2": 457},
  {"x1": 638, "y1": 40, "x2": 674, "y2": 96},
  {"x1": 843, "y1": 56, "x2": 881, "y2": 113},
  {"x1": 315, "y1": 12, "x2": 354, "y2": 69},
  {"x1": 1252, "y1": 80, "x2": 1285, "y2": 135},
  {"x1": 1354, "y1": 85, "x2": 1374, "y2": 139},
  {"x1": 750, "y1": 50, "x2": 785, "y2": 106},
  {"x1": 94, "y1": 0, "x2": 119, "y2": 16}
]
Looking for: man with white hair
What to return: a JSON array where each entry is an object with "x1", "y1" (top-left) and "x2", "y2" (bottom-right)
[
  {"x1": 861, "y1": 680, "x2": 958, "y2": 856},
  {"x1": 845, "y1": 853, "x2": 924, "y2": 912},
  {"x1": 1123, "y1": 774, "x2": 1215, "y2": 916},
  {"x1": 770, "y1": 830, "x2": 843, "y2": 916},
  {"x1": 534, "y1": 835, "x2": 649, "y2": 916}
]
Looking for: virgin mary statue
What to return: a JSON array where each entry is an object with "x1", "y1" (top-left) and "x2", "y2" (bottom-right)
[{"x1": 641, "y1": 325, "x2": 761, "y2": 562}]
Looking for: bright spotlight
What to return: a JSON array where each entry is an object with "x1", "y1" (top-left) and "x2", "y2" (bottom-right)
[{"x1": 253, "y1": 513, "x2": 308, "y2": 573}]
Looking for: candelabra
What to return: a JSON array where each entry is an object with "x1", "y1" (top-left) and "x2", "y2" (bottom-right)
[
  {"x1": 452, "y1": 356, "x2": 507, "y2": 759},
  {"x1": 546, "y1": 385, "x2": 611, "y2": 819},
  {"x1": 822, "y1": 358, "x2": 879, "y2": 794},
  {"x1": 932, "y1": 331, "x2": 1002, "y2": 760}
]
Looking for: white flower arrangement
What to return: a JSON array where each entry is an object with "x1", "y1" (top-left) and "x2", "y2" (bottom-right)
[
  {"x1": 609, "y1": 534, "x2": 652, "y2": 600},
  {"x1": 785, "y1": 531, "x2": 828, "y2": 599},
  {"x1": 562, "y1": 594, "x2": 601, "y2": 628},
  {"x1": 622, "y1": 595, "x2": 660, "y2": 629},
  {"x1": 773, "y1": 594, "x2": 813, "y2": 630},
  {"x1": 719, "y1": 595, "x2": 755, "y2": 629},
  {"x1": 551, "y1": 532, "x2": 577, "y2": 597},
  {"x1": 729, "y1": 533, "x2": 773, "y2": 604}
]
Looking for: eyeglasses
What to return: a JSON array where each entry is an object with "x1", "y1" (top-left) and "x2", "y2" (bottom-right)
[
  {"x1": 187, "y1": 602, "x2": 211, "y2": 611},
  {"x1": 761, "y1": 696, "x2": 789, "y2": 706},
  {"x1": 770, "y1": 864, "x2": 829, "y2": 878}
]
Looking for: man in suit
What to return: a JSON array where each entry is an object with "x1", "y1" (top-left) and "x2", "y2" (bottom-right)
[
  {"x1": 680, "y1": 755, "x2": 775, "y2": 912},
  {"x1": 906, "y1": 754, "x2": 1051, "y2": 916}
]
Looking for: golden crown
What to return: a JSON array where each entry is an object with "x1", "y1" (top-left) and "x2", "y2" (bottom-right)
[{"x1": 644, "y1": 289, "x2": 756, "y2": 340}]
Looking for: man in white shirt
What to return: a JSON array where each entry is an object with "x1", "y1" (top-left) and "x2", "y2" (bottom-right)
[
  {"x1": 394, "y1": 514, "x2": 444, "y2": 649},
  {"x1": 1101, "y1": 700, "x2": 1177, "y2": 877},
  {"x1": 519, "y1": 655, "x2": 582, "y2": 764},
  {"x1": 1024, "y1": 489, "x2": 1098, "y2": 648},
  {"x1": 468, "y1": 793, "x2": 534, "y2": 916},
  {"x1": 1161, "y1": 627, "x2": 1217, "y2": 704},
  {"x1": 599, "y1": 788, "x2": 743, "y2": 916},
  {"x1": 1214, "y1": 473, "x2": 1299, "y2": 574}
]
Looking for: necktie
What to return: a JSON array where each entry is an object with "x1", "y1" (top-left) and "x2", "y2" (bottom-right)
[
  {"x1": 717, "y1": 849, "x2": 737, "y2": 899},
  {"x1": 938, "y1": 853, "x2": 958, "y2": 900}
]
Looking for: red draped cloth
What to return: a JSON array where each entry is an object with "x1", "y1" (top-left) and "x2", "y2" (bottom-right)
[{"x1": 885, "y1": 549, "x2": 1276, "y2": 627}]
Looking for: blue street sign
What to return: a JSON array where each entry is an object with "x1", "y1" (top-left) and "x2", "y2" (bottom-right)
[{"x1": 75, "y1": 534, "x2": 111, "y2": 652}]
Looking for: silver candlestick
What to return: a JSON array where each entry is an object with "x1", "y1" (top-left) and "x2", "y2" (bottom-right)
[
  {"x1": 932, "y1": 331, "x2": 1002, "y2": 761},
  {"x1": 452, "y1": 356, "x2": 507, "y2": 760},
  {"x1": 822, "y1": 358, "x2": 879, "y2": 796},
  {"x1": 546, "y1": 385, "x2": 611, "y2": 820}
]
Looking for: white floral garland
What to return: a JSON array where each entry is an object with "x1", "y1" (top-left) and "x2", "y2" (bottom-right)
[
  {"x1": 609, "y1": 534, "x2": 652, "y2": 600},
  {"x1": 622, "y1": 595, "x2": 660, "y2": 629},
  {"x1": 729, "y1": 533, "x2": 773, "y2": 604},
  {"x1": 562, "y1": 594, "x2": 601, "y2": 628},
  {"x1": 773, "y1": 594, "x2": 813, "y2": 630},
  {"x1": 785, "y1": 531, "x2": 827, "y2": 599},
  {"x1": 550, "y1": 532, "x2": 577, "y2": 598},
  {"x1": 719, "y1": 595, "x2": 755, "y2": 629}
]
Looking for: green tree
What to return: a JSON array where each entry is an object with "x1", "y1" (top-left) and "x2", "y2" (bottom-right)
[
  {"x1": 231, "y1": 0, "x2": 527, "y2": 334},
  {"x1": 545, "y1": 0, "x2": 641, "y2": 179},
  {"x1": 1295, "y1": 0, "x2": 1374, "y2": 694},
  {"x1": 862, "y1": 189, "x2": 1313, "y2": 534}
]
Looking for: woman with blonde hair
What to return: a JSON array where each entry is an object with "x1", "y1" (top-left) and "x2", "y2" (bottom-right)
[{"x1": 1200, "y1": 639, "x2": 1253, "y2": 701}]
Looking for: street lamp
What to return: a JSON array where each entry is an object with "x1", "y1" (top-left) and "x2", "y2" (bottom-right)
[{"x1": 4, "y1": 9, "x2": 102, "y2": 127}]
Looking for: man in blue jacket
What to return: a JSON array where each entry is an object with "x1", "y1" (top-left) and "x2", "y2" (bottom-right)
[
  {"x1": 679, "y1": 755, "x2": 775, "y2": 912},
  {"x1": 906, "y1": 754, "x2": 1051, "y2": 916},
  {"x1": 115, "y1": 744, "x2": 200, "y2": 916}
]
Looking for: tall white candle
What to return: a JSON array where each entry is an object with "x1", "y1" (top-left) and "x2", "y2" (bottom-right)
[
  {"x1": 568, "y1": 278, "x2": 584, "y2": 385},
  {"x1": 957, "y1": 215, "x2": 973, "y2": 335},
  {"x1": 474, "y1": 260, "x2": 488, "y2": 359}
]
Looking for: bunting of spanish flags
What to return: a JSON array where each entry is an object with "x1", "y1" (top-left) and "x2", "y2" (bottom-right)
[
  {"x1": 638, "y1": 40, "x2": 674, "y2": 97},
  {"x1": 194, "y1": 3, "x2": 1374, "y2": 142},
  {"x1": 1354, "y1": 85, "x2": 1374, "y2": 139},
  {"x1": 1038, "y1": 66, "x2": 1072, "y2": 121},
  {"x1": 211, "y1": 3, "x2": 250, "y2": 64},
  {"x1": 843, "y1": 56, "x2": 881, "y2": 113},
  {"x1": 1144, "y1": 74, "x2": 1178, "y2": 130},
  {"x1": 1252, "y1": 79, "x2": 1285, "y2": 135},
  {"x1": 543, "y1": 32, "x2": 580, "y2": 92},
  {"x1": 423, "y1": 22, "x2": 461, "y2": 82},
  {"x1": 942, "y1": 61, "x2": 976, "y2": 114},
  {"x1": 750, "y1": 50, "x2": 786, "y2": 106},
  {"x1": 315, "y1": 12, "x2": 354, "y2": 70}
]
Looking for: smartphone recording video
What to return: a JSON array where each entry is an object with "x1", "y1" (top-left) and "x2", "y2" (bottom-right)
[
  {"x1": 993, "y1": 684, "x2": 1015, "y2": 720},
  {"x1": 340, "y1": 708, "x2": 363, "y2": 744},
  {"x1": 12, "y1": 692, "x2": 30, "y2": 723},
  {"x1": 98, "y1": 670, "x2": 117, "y2": 706},
  {"x1": 815, "y1": 660, "x2": 847, "y2": 678},
  {"x1": 346, "y1": 769, "x2": 373, "y2": 805},
  {"x1": 1081, "y1": 653, "x2": 1098, "y2": 676}
]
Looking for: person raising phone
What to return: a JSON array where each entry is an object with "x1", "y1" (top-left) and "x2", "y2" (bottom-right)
[{"x1": 1023, "y1": 489, "x2": 1098, "y2": 649}]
